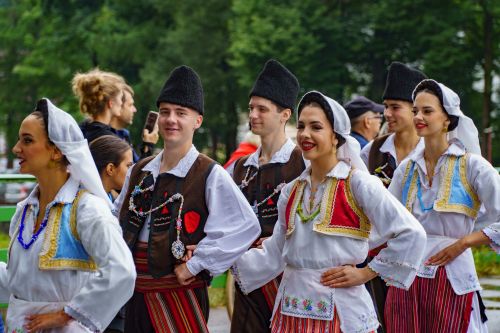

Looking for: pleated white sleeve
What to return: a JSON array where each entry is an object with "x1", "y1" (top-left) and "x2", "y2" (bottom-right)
[
  {"x1": 467, "y1": 154, "x2": 500, "y2": 253},
  {"x1": 231, "y1": 182, "x2": 290, "y2": 294},
  {"x1": 186, "y1": 165, "x2": 261, "y2": 277},
  {"x1": 351, "y1": 171, "x2": 427, "y2": 290},
  {"x1": 65, "y1": 193, "x2": 136, "y2": 331}
]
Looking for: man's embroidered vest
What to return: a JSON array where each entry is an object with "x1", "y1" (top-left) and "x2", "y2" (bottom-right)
[
  {"x1": 232, "y1": 146, "x2": 305, "y2": 238},
  {"x1": 9, "y1": 190, "x2": 97, "y2": 271},
  {"x1": 401, "y1": 154, "x2": 480, "y2": 218},
  {"x1": 285, "y1": 172, "x2": 371, "y2": 240},
  {"x1": 119, "y1": 154, "x2": 216, "y2": 278}
]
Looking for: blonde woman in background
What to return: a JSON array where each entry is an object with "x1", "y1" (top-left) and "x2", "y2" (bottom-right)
[{"x1": 72, "y1": 68, "x2": 125, "y2": 143}]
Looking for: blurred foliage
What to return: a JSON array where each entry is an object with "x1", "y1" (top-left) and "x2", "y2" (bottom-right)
[
  {"x1": 473, "y1": 245, "x2": 500, "y2": 276},
  {"x1": 0, "y1": 0, "x2": 499, "y2": 164}
]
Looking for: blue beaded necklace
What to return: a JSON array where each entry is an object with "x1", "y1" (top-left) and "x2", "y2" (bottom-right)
[
  {"x1": 17, "y1": 204, "x2": 51, "y2": 250},
  {"x1": 416, "y1": 176, "x2": 433, "y2": 212}
]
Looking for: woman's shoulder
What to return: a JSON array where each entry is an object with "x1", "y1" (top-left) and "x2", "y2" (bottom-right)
[{"x1": 77, "y1": 191, "x2": 113, "y2": 217}]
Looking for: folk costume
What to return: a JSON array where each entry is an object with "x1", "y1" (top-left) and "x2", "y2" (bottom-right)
[
  {"x1": 232, "y1": 91, "x2": 426, "y2": 333},
  {"x1": 229, "y1": 59, "x2": 305, "y2": 333},
  {"x1": 114, "y1": 66, "x2": 261, "y2": 333},
  {"x1": 358, "y1": 63, "x2": 426, "y2": 331},
  {"x1": 361, "y1": 62, "x2": 427, "y2": 187},
  {"x1": 0, "y1": 99, "x2": 136, "y2": 332},
  {"x1": 386, "y1": 80, "x2": 499, "y2": 333}
]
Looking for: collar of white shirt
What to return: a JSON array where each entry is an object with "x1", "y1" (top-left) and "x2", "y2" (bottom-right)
[
  {"x1": 243, "y1": 138, "x2": 296, "y2": 168},
  {"x1": 297, "y1": 160, "x2": 351, "y2": 185},
  {"x1": 380, "y1": 134, "x2": 425, "y2": 165},
  {"x1": 142, "y1": 145, "x2": 200, "y2": 179}
]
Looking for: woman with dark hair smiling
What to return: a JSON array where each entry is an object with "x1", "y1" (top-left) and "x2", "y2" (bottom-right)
[
  {"x1": 386, "y1": 79, "x2": 500, "y2": 333},
  {"x1": 0, "y1": 98, "x2": 135, "y2": 332},
  {"x1": 232, "y1": 91, "x2": 426, "y2": 333}
]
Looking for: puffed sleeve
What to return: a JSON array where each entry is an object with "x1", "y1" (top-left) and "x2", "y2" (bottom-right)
[
  {"x1": 231, "y1": 181, "x2": 292, "y2": 294},
  {"x1": 64, "y1": 193, "x2": 136, "y2": 332},
  {"x1": 0, "y1": 201, "x2": 27, "y2": 302},
  {"x1": 351, "y1": 170, "x2": 426, "y2": 289},
  {"x1": 467, "y1": 155, "x2": 500, "y2": 253},
  {"x1": 185, "y1": 165, "x2": 261, "y2": 277}
]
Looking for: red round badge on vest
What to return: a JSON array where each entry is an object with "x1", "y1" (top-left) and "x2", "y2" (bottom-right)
[{"x1": 184, "y1": 211, "x2": 200, "y2": 234}]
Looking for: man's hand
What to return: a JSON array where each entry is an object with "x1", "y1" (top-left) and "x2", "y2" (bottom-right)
[
  {"x1": 182, "y1": 245, "x2": 197, "y2": 262},
  {"x1": 24, "y1": 310, "x2": 72, "y2": 333},
  {"x1": 174, "y1": 263, "x2": 196, "y2": 286},
  {"x1": 143, "y1": 123, "x2": 159, "y2": 144},
  {"x1": 320, "y1": 266, "x2": 378, "y2": 288}
]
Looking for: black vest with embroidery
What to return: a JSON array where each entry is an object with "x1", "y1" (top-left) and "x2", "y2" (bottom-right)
[
  {"x1": 119, "y1": 154, "x2": 216, "y2": 278},
  {"x1": 232, "y1": 146, "x2": 305, "y2": 238}
]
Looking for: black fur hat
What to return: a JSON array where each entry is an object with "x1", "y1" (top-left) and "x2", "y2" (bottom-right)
[
  {"x1": 249, "y1": 59, "x2": 299, "y2": 110},
  {"x1": 382, "y1": 62, "x2": 427, "y2": 102},
  {"x1": 156, "y1": 65, "x2": 204, "y2": 114}
]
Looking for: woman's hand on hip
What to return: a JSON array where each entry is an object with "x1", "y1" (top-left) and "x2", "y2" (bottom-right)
[
  {"x1": 24, "y1": 310, "x2": 72, "y2": 332},
  {"x1": 320, "y1": 265, "x2": 378, "y2": 288}
]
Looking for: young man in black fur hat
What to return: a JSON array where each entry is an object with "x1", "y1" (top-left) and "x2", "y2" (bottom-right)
[
  {"x1": 114, "y1": 65, "x2": 260, "y2": 333},
  {"x1": 361, "y1": 62, "x2": 426, "y2": 186},
  {"x1": 228, "y1": 59, "x2": 306, "y2": 333},
  {"x1": 360, "y1": 61, "x2": 426, "y2": 332}
]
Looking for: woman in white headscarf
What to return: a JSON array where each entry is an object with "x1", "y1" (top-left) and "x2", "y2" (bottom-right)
[
  {"x1": 0, "y1": 98, "x2": 136, "y2": 332},
  {"x1": 232, "y1": 91, "x2": 426, "y2": 333},
  {"x1": 386, "y1": 79, "x2": 500, "y2": 333}
]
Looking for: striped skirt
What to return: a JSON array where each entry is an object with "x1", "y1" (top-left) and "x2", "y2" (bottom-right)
[
  {"x1": 385, "y1": 266, "x2": 473, "y2": 333},
  {"x1": 124, "y1": 241, "x2": 209, "y2": 333}
]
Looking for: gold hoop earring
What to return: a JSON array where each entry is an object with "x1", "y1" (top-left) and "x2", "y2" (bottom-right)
[{"x1": 442, "y1": 126, "x2": 448, "y2": 133}]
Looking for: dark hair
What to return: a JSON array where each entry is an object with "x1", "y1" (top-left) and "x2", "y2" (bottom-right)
[
  {"x1": 30, "y1": 99, "x2": 70, "y2": 166},
  {"x1": 413, "y1": 80, "x2": 459, "y2": 131},
  {"x1": 89, "y1": 135, "x2": 132, "y2": 174},
  {"x1": 298, "y1": 92, "x2": 346, "y2": 148}
]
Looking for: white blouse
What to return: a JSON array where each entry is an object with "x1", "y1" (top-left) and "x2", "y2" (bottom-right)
[
  {"x1": 389, "y1": 142, "x2": 500, "y2": 294},
  {"x1": 0, "y1": 176, "x2": 136, "y2": 332},
  {"x1": 233, "y1": 160, "x2": 426, "y2": 332},
  {"x1": 114, "y1": 145, "x2": 261, "y2": 277}
]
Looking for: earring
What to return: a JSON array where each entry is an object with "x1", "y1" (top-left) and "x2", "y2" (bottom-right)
[{"x1": 442, "y1": 125, "x2": 448, "y2": 133}]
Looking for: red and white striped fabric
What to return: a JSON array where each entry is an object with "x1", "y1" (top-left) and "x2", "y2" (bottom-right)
[
  {"x1": 133, "y1": 241, "x2": 209, "y2": 333},
  {"x1": 385, "y1": 266, "x2": 473, "y2": 333}
]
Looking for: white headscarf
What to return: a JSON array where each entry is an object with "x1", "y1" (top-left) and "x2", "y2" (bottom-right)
[
  {"x1": 412, "y1": 79, "x2": 481, "y2": 155},
  {"x1": 42, "y1": 98, "x2": 112, "y2": 208},
  {"x1": 297, "y1": 91, "x2": 368, "y2": 172}
]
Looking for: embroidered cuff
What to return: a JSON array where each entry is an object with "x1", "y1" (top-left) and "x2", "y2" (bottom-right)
[
  {"x1": 483, "y1": 227, "x2": 500, "y2": 254},
  {"x1": 368, "y1": 257, "x2": 418, "y2": 290},
  {"x1": 65, "y1": 305, "x2": 99, "y2": 332},
  {"x1": 230, "y1": 264, "x2": 250, "y2": 295}
]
